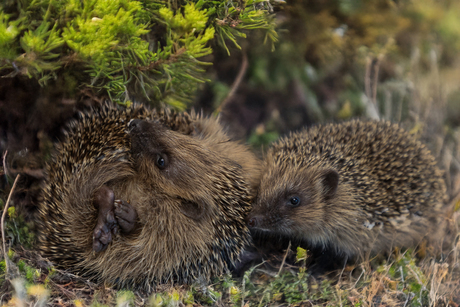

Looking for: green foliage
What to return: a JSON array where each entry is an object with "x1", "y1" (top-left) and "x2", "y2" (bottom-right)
[
  {"x1": 247, "y1": 129, "x2": 278, "y2": 149},
  {"x1": 295, "y1": 246, "x2": 308, "y2": 264},
  {"x1": 0, "y1": 0, "x2": 277, "y2": 107},
  {"x1": 247, "y1": 120, "x2": 280, "y2": 151},
  {"x1": 0, "y1": 259, "x2": 5, "y2": 285},
  {"x1": 149, "y1": 289, "x2": 198, "y2": 306},
  {"x1": 159, "y1": 3, "x2": 215, "y2": 58},
  {"x1": 0, "y1": 12, "x2": 20, "y2": 60},
  {"x1": 116, "y1": 290, "x2": 135, "y2": 306},
  {"x1": 266, "y1": 273, "x2": 309, "y2": 304},
  {"x1": 376, "y1": 251, "x2": 431, "y2": 306},
  {"x1": 62, "y1": 0, "x2": 148, "y2": 62},
  {"x1": 244, "y1": 0, "x2": 460, "y2": 122},
  {"x1": 2, "y1": 205, "x2": 35, "y2": 248},
  {"x1": 17, "y1": 259, "x2": 41, "y2": 283},
  {"x1": 210, "y1": 0, "x2": 278, "y2": 55}
]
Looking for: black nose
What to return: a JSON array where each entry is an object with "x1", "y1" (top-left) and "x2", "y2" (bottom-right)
[
  {"x1": 128, "y1": 119, "x2": 143, "y2": 131},
  {"x1": 248, "y1": 217, "x2": 258, "y2": 228}
]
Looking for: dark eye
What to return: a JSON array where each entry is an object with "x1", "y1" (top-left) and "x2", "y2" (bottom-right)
[
  {"x1": 156, "y1": 154, "x2": 166, "y2": 169},
  {"x1": 289, "y1": 196, "x2": 300, "y2": 206}
]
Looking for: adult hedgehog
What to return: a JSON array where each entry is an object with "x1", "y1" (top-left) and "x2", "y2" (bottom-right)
[
  {"x1": 248, "y1": 120, "x2": 449, "y2": 261},
  {"x1": 37, "y1": 102, "x2": 260, "y2": 289}
]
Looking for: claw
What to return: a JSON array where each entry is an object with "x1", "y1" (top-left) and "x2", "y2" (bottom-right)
[{"x1": 114, "y1": 199, "x2": 138, "y2": 234}]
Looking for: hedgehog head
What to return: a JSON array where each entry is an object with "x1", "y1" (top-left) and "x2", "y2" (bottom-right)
[
  {"x1": 129, "y1": 118, "x2": 232, "y2": 214},
  {"x1": 248, "y1": 155, "x2": 340, "y2": 243}
]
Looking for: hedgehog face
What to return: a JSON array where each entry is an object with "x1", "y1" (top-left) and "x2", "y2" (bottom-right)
[
  {"x1": 127, "y1": 117, "x2": 249, "y2": 231},
  {"x1": 248, "y1": 161, "x2": 339, "y2": 244},
  {"x1": 128, "y1": 119, "x2": 223, "y2": 215}
]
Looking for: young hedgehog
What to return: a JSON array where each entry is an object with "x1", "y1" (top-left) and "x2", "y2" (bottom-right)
[
  {"x1": 37, "y1": 102, "x2": 260, "y2": 289},
  {"x1": 247, "y1": 120, "x2": 449, "y2": 262}
]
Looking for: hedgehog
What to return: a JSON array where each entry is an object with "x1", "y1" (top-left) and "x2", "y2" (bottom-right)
[
  {"x1": 247, "y1": 120, "x2": 449, "y2": 262},
  {"x1": 36, "y1": 102, "x2": 260, "y2": 289}
]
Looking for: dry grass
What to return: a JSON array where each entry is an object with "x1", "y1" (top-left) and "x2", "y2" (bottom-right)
[{"x1": 1, "y1": 241, "x2": 459, "y2": 306}]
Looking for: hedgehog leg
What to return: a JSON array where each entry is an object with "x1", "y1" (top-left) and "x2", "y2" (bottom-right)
[
  {"x1": 114, "y1": 199, "x2": 138, "y2": 234},
  {"x1": 92, "y1": 185, "x2": 119, "y2": 252}
]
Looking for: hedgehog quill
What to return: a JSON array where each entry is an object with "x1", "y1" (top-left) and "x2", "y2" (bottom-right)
[
  {"x1": 248, "y1": 120, "x2": 450, "y2": 262},
  {"x1": 37, "y1": 102, "x2": 260, "y2": 289}
]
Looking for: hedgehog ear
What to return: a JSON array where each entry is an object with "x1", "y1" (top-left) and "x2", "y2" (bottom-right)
[
  {"x1": 179, "y1": 199, "x2": 205, "y2": 220},
  {"x1": 321, "y1": 169, "x2": 339, "y2": 200}
]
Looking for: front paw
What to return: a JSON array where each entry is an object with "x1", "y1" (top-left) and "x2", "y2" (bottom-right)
[
  {"x1": 92, "y1": 185, "x2": 119, "y2": 252},
  {"x1": 114, "y1": 199, "x2": 138, "y2": 234},
  {"x1": 92, "y1": 209, "x2": 119, "y2": 252}
]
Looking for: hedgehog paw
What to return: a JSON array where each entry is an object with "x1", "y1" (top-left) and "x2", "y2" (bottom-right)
[
  {"x1": 114, "y1": 199, "x2": 138, "y2": 234},
  {"x1": 92, "y1": 211, "x2": 118, "y2": 252},
  {"x1": 92, "y1": 185, "x2": 119, "y2": 252}
]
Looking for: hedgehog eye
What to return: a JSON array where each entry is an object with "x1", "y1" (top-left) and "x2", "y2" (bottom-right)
[
  {"x1": 289, "y1": 196, "x2": 300, "y2": 206},
  {"x1": 156, "y1": 154, "x2": 167, "y2": 169}
]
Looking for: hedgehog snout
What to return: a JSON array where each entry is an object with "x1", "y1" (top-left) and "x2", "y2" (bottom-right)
[
  {"x1": 247, "y1": 216, "x2": 260, "y2": 228},
  {"x1": 127, "y1": 118, "x2": 144, "y2": 133}
]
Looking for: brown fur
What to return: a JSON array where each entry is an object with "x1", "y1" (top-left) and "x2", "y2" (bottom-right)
[
  {"x1": 36, "y1": 102, "x2": 260, "y2": 289},
  {"x1": 248, "y1": 120, "x2": 449, "y2": 260}
]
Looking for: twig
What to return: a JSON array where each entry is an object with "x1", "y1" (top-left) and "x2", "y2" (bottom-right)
[
  {"x1": 406, "y1": 264, "x2": 426, "y2": 290},
  {"x1": 352, "y1": 267, "x2": 365, "y2": 288},
  {"x1": 372, "y1": 54, "x2": 384, "y2": 105},
  {"x1": 338, "y1": 255, "x2": 349, "y2": 280},
  {"x1": 215, "y1": 51, "x2": 248, "y2": 115},
  {"x1": 403, "y1": 292, "x2": 413, "y2": 307},
  {"x1": 276, "y1": 241, "x2": 291, "y2": 277},
  {"x1": 3, "y1": 150, "x2": 9, "y2": 178},
  {"x1": 3, "y1": 150, "x2": 45, "y2": 180},
  {"x1": 364, "y1": 56, "x2": 372, "y2": 102},
  {"x1": 52, "y1": 282, "x2": 78, "y2": 300},
  {"x1": 1, "y1": 173, "x2": 20, "y2": 277},
  {"x1": 8, "y1": 167, "x2": 44, "y2": 180}
]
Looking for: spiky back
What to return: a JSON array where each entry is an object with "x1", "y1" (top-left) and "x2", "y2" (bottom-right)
[
  {"x1": 36, "y1": 102, "x2": 252, "y2": 287},
  {"x1": 268, "y1": 120, "x2": 446, "y2": 224}
]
